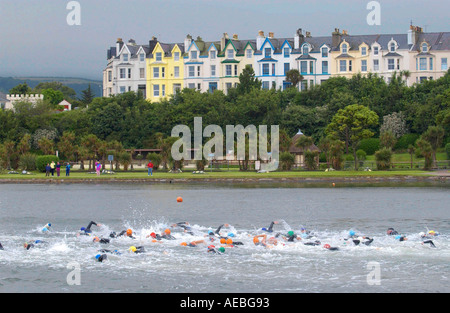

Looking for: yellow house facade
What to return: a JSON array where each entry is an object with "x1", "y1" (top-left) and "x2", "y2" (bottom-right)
[
  {"x1": 146, "y1": 40, "x2": 184, "y2": 102},
  {"x1": 330, "y1": 38, "x2": 371, "y2": 79}
]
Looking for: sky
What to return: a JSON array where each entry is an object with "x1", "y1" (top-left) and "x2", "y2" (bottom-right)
[{"x1": 0, "y1": 0, "x2": 448, "y2": 80}]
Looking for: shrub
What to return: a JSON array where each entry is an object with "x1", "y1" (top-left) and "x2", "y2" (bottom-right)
[
  {"x1": 280, "y1": 152, "x2": 295, "y2": 171},
  {"x1": 446, "y1": 143, "x2": 450, "y2": 160},
  {"x1": 358, "y1": 138, "x2": 380, "y2": 155},
  {"x1": 36, "y1": 155, "x2": 59, "y2": 172},
  {"x1": 356, "y1": 149, "x2": 367, "y2": 167},
  {"x1": 19, "y1": 153, "x2": 37, "y2": 171},
  {"x1": 304, "y1": 150, "x2": 319, "y2": 170},
  {"x1": 375, "y1": 148, "x2": 393, "y2": 170},
  {"x1": 395, "y1": 133, "x2": 420, "y2": 151}
]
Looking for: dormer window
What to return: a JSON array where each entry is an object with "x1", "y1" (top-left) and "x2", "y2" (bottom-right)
[
  {"x1": 210, "y1": 50, "x2": 216, "y2": 59},
  {"x1": 374, "y1": 46, "x2": 379, "y2": 55},
  {"x1": 321, "y1": 47, "x2": 328, "y2": 58},
  {"x1": 140, "y1": 53, "x2": 145, "y2": 62},
  {"x1": 264, "y1": 48, "x2": 271, "y2": 58},
  {"x1": 191, "y1": 51, "x2": 197, "y2": 59},
  {"x1": 174, "y1": 52, "x2": 180, "y2": 61},
  {"x1": 361, "y1": 47, "x2": 367, "y2": 56},
  {"x1": 227, "y1": 49, "x2": 234, "y2": 59},
  {"x1": 246, "y1": 49, "x2": 252, "y2": 59},
  {"x1": 389, "y1": 42, "x2": 396, "y2": 52},
  {"x1": 302, "y1": 45, "x2": 309, "y2": 55},
  {"x1": 284, "y1": 47, "x2": 290, "y2": 58},
  {"x1": 155, "y1": 52, "x2": 162, "y2": 62},
  {"x1": 342, "y1": 43, "x2": 348, "y2": 54},
  {"x1": 422, "y1": 43, "x2": 428, "y2": 53},
  {"x1": 123, "y1": 53, "x2": 129, "y2": 62}
]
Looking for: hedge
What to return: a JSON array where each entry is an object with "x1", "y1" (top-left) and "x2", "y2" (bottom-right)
[
  {"x1": 358, "y1": 138, "x2": 380, "y2": 155},
  {"x1": 36, "y1": 155, "x2": 60, "y2": 172}
]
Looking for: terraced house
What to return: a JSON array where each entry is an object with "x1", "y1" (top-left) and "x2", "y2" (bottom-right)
[
  {"x1": 146, "y1": 37, "x2": 185, "y2": 102},
  {"x1": 102, "y1": 25, "x2": 449, "y2": 99}
]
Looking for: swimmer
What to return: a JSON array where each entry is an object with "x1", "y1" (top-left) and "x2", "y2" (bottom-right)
[
  {"x1": 395, "y1": 235, "x2": 407, "y2": 242},
  {"x1": 98, "y1": 249, "x2": 122, "y2": 255},
  {"x1": 253, "y1": 234, "x2": 277, "y2": 248},
  {"x1": 281, "y1": 230, "x2": 301, "y2": 242},
  {"x1": 84, "y1": 221, "x2": 101, "y2": 234},
  {"x1": 303, "y1": 240, "x2": 321, "y2": 246},
  {"x1": 422, "y1": 240, "x2": 436, "y2": 248},
  {"x1": 352, "y1": 236, "x2": 374, "y2": 246},
  {"x1": 323, "y1": 244, "x2": 339, "y2": 251},
  {"x1": 93, "y1": 236, "x2": 110, "y2": 244},
  {"x1": 95, "y1": 254, "x2": 107, "y2": 263},
  {"x1": 112, "y1": 229, "x2": 135, "y2": 239},
  {"x1": 207, "y1": 245, "x2": 225, "y2": 254},
  {"x1": 299, "y1": 227, "x2": 313, "y2": 239},
  {"x1": 160, "y1": 229, "x2": 176, "y2": 240},
  {"x1": 128, "y1": 246, "x2": 145, "y2": 254},
  {"x1": 261, "y1": 221, "x2": 279, "y2": 233},
  {"x1": 0, "y1": 242, "x2": 3, "y2": 250},
  {"x1": 172, "y1": 222, "x2": 195, "y2": 235},
  {"x1": 42, "y1": 223, "x2": 52, "y2": 233},
  {"x1": 387, "y1": 228, "x2": 399, "y2": 236},
  {"x1": 23, "y1": 240, "x2": 47, "y2": 250},
  {"x1": 180, "y1": 240, "x2": 206, "y2": 247}
]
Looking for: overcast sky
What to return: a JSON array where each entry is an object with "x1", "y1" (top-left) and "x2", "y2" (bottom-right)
[{"x1": 0, "y1": 0, "x2": 448, "y2": 80}]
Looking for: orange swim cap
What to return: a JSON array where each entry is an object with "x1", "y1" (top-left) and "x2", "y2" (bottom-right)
[
  {"x1": 93, "y1": 236, "x2": 100, "y2": 242},
  {"x1": 220, "y1": 238, "x2": 226, "y2": 244},
  {"x1": 324, "y1": 244, "x2": 331, "y2": 249},
  {"x1": 126, "y1": 229, "x2": 132, "y2": 236},
  {"x1": 253, "y1": 237, "x2": 259, "y2": 244},
  {"x1": 180, "y1": 242, "x2": 187, "y2": 246},
  {"x1": 226, "y1": 238, "x2": 233, "y2": 245},
  {"x1": 164, "y1": 229, "x2": 171, "y2": 235}
]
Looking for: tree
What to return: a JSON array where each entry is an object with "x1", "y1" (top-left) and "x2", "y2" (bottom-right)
[
  {"x1": 380, "y1": 112, "x2": 408, "y2": 139},
  {"x1": 9, "y1": 82, "x2": 32, "y2": 95},
  {"x1": 415, "y1": 138, "x2": 433, "y2": 170},
  {"x1": 42, "y1": 88, "x2": 64, "y2": 106},
  {"x1": 326, "y1": 104, "x2": 379, "y2": 170},
  {"x1": 79, "y1": 84, "x2": 95, "y2": 105},
  {"x1": 57, "y1": 131, "x2": 77, "y2": 161},
  {"x1": 34, "y1": 82, "x2": 76, "y2": 101},
  {"x1": 236, "y1": 65, "x2": 261, "y2": 94},
  {"x1": 285, "y1": 69, "x2": 303, "y2": 88},
  {"x1": 38, "y1": 137, "x2": 54, "y2": 155},
  {"x1": 421, "y1": 126, "x2": 445, "y2": 168},
  {"x1": 380, "y1": 130, "x2": 397, "y2": 150}
]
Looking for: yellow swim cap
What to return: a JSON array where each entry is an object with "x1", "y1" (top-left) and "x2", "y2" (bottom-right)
[{"x1": 129, "y1": 246, "x2": 136, "y2": 252}]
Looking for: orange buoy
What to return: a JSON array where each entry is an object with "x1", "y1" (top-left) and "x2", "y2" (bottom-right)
[
  {"x1": 177, "y1": 197, "x2": 183, "y2": 203},
  {"x1": 332, "y1": 183, "x2": 335, "y2": 187}
]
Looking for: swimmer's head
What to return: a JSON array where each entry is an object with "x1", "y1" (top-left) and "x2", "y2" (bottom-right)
[
  {"x1": 208, "y1": 231, "x2": 214, "y2": 236},
  {"x1": 93, "y1": 236, "x2": 100, "y2": 243},
  {"x1": 349, "y1": 230, "x2": 356, "y2": 237},
  {"x1": 253, "y1": 237, "x2": 260, "y2": 244},
  {"x1": 129, "y1": 246, "x2": 136, "y2": 252},
  {"x1": 227, "y1": 232, "x2": 235, "y2": 237},
  {"x1": 226, "y1": 238, "x2": 233, "y2": 245},
  {"x1": 149, "y1": 232, "x2": 156, "y2": 239},
  {"x1": 164, "y1": 229, "x2": 171, "y2": 235},
  {"x1": 180, "y1": 242, "x2": 187, "y2": 246},
  {"x1": 218, "y1": 247, "x2": 225, "y2": 253},
  {"x1": 287, "y1": 231, "x2": 294, "y2": 237},
  {"x1": 220, "y1": 238, "x2": 226, "y2": 244},
  {"x1": 323, "y1": 244, "x2": 331, "y2": 249},
  {"x1": 80, "y1": 227, "x2": 86, "y2": 231},
  {"x1": 261, "y1": 228, "x2": 267, "y2": 231},
  {"x1": 126, "y1": 229, "x2": 133, "y2": 236}
]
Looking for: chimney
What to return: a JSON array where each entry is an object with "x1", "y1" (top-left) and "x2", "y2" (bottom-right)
[
  {"x1": 128, "y1": 39, "x2": 136, "y2": 45},
  {"x1": 220, "y1": 33, "x2": 229, "y2": 51},
  {"x1": 294, "y1": 28, "x2": 304, "y2": 49},
  {"x1": 408, "y1": 24, "x2": 423, "y2": 46},
  {"x1": 232, "y1": 34, "x2": 238, "y2": 40},
  {"x1": 184, "y1": 34, "x2": 193, "y2": 51},
  {"x1": 268, "y1": 32, "x2": 274, "y2": 38},
  {"x1": 116, "y1": 38, "x2": 123, "y2": 57},
  {"x1": 149, "y1": 36, "x2": 158, "y2": 52},
  {"x1": 342, "y1": 30, "x2": 348, "y2": 36},
  {"x1": 306, "y1": 31, "x2": 311, "y2": 38},
  {"x1": 257, "y1": 30, "x2": 265, "y2": 50},
  {"x1": 332, "y1": 28, "x2": 341, "y2": 48}
]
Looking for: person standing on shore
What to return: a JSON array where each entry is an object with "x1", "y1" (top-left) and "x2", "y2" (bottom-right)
[
  {"x1": 66, "y1": 163, "x2": 71, "y2": 176},
  {"x1": 95, "y1": 161, "x2": 101, "y2": 176},
  {"x1": 50, "y1": 161, "x2": 55, "y2": 176},
  {"x1": 147, "y1": 160, "x2": 154, "y2": 176},
  {"x1": 45, "y1": 163, "x2": 51, "y2": 177},
  {"x1": 56, "y1": 162, "x2": 61, "y2": 177}
]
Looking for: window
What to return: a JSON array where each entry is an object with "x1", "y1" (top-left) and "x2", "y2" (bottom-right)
[
  {"x1": 197, "y1": 83, "x2": 201, "y2": 90},
  {"x1": 227, "y1": 49, "x2": 234, "y2": 59},
  {"x1": 262, "y1": 63, "x2": 269, "y2": 75},
  {"x1": 191, "y1": 51, "x2": 197, "y2": 59},
  {"x1": 119, "y1": 86, "x2": 125, "y2": 93},
  {"x1": 211, "y1": 65, "x2": 216, "y2": 77},
  {"x1": 322, "y1": 47, "x2": 328, "y2": 58},
  {"x1": 128, "y1": 68, "x2": 131, "y2": 78},
  {"x1": 188, "y1": 66, "x2": 195, "y2": 77},
  {"x1": 349, "y1": 60, "x2": 352, "y2": 71},
  {"x1": 397, "y1": 59, "x2": 400, "y2": 70},
  {"x1": 235, "y1": 65, "x2": 238, "y2": 76},
  {"x1": 322, "y1": 61, "x2": 328, "y2": 74},
  {"x1": 174, "y1": 66, "x2": 179, "y2": 78},
  {"x1": 422, "y1": 43, "x2": 428, "y2": 53},
  {"x1": 390, "y1": 42, "x2": 396, "y2": 52},
  {"x1": 246, "y1": 49, "x2": 252, "y2": 59},
  {"x1": 301, "y1": 80, "x2": 307, "y2": 91},
  {"x1": 153, "y1": 67, "x2": 159, "y2": 78},
  {"x1": 174, "y1": 52, "x2": 180, "y2": 61},
  {"x1": 430, "y1": 58, "x2": 433, "y2": 71},
  {"x1": 161, "y1": 85, "x2": 165, "y2": 97},
  {"x1": 173, "y1": 84, "x2": 181, "y2": 94},
  {"x1": 210, "y1": 50, "x2": 216, "y2": 59},
  {"x1": 374, "y1": 46, "x2": 379, "y2": 55},
  {"x1": 442, "y1": 58, "x2": 448, "y2": 71},
  {"x1": 284, "y1": 47, "x2": 290, "y2": 58},
  {"x1": 309, "y1": 61, "x2": 314, "y2": 74},
  {"x1": 156, "y1": 52, "x2": 162, "y2": 62},
  {"x1": 209, "y1": 82, "x2": 217, "y2": 93},
  {"x1": 262, "y1": 81, "x2": 270, "y2": 90},
  {"x1": 388, "y1": 59, "x2": 395, "y2": 70},
  {"x1": 153, "y1": 85, "x2": 159, "y2": 97},
  {"x1": 265, "y1": 48, "x2": 271, "y2": 58},
  {"x1": 302, "y1": 45, "x2": 309, "y2": 55},
  {"x1": 161, "y1": 67, "x2": 165, "y2": 78},
  {"x1": 108, "y1": 71, "x2": 112, "y2": 82},
  {"x1": 140, "y1": 68, "x2": 145, "y2": 79},
  {"x1": 188, "y1": 83, "x2": 195, "y2": 89},
  {"x1": 123, "y1": 53, "x2": 128, "y2": 62},
  {"x1": 226, "y1": 82, "x2": 233, "y2": 91},
  {"x1": 361, "y1": 60, "x2": 367, "y2": 72},
  {"x1": 140, "y1": 53, "x2": 145, "y2": 62},
  {"x1": 272, "y1": 64, "x2": 275, "y2": 76},
  {"x1": 301, "y1": 61, "x2": 308, "y2": 74},
  {"x1": 197, "y1": 66, "x2": 201, "y2": 77},
  {"x1": 284, "y1": 63, "x2": 290, "y2": 75},
  {"x1": 361, "y1": 47, "x2": 367, "y2": 56},
  {"x1": 373, "y1": 59, "x2": 379, "y2": 71},
  {"x1": 342, "y1": 44, "x2": 348, "y2": 54},
  {"x1": 340, "y1": 60, "x2": 346, "y2": 72},
  {"x1": 420, "y1": 58, "x2": 427, "y2": 71},
  {"x1": 226, "y1": 65, "x2": 232, "y2": 76},
  {"x1": 120, "y1": 68, "x2": 126, "y2": 79}
]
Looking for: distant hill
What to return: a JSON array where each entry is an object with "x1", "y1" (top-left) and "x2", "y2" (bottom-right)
[{"x1": 0, "y1": 76, "x2": 103, "y2": 99}]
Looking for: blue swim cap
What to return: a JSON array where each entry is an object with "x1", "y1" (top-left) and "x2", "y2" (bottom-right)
[
  {"x1": 42, "y1": 227, "x2": 48, "y2": 232},
  {"x1": 208, "y1": 231, "x2": 214, "y2": 235},
  {"x1": 262, "y1": 228, "x2": 267, "y2": 231},
  {"x1": 35, "y1": 240, "x2": 41, "y2": 244},
  {"x1": 349, "y1": 230, "x2": 356, "y2": 236},
  {"x1": 395, "y1": 235, "x2": 401, "y2": 240},
  {"x1": 81, "y1": 227, "x2": 86, "y2": 231},
  {"x1": 48, "y1": 223, "x2": 51, "y2": 227},
  {"x1": 95, "y1": 254, "x2": 101, "y2": 259},
  {"x1": 227, "y1": 233, "x2": 235, "y2": 237}
]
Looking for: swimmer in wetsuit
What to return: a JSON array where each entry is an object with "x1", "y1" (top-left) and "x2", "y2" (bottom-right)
[
  {"x1": 172, "y1": 222, "x2": 195, "y2": 235},
  {"x1": 422, "y1": 240, "x2": 436, "y2": 248},
  {"x1": 23, "y1": 240, "x2": 47, "y2": 250},
  {"x1": 261, "y1": 221, "x2": 278, "y2": 233},
  {"x1": 323, "y1": 244, "x2": 339, "y2": 251},
  {"x1": 180, "y1": 240, "x2": 206, "y2": 247},
  {"x1": 387, "y1": 228, "x2": 399, "y2": 236},
  {"x1": 95, "y1": 254, "x2": 107, "y2": 262},
  {"x1": 79, "y1": 221, "x2": 101, "y2": 236},
  {"x1": 111, "y1": 229, "x2": 135, "y2": 239},
  {"x1": 93, "y1": 236, "x2": 110, "y2": 244},
  {"x1": 129, "y1": 246, "x2": 145, "y2": 254}
]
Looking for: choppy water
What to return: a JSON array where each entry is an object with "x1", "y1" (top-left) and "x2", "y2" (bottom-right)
[{"x1": 0, "y1": 183, "x2": 449, "y2": 293}]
